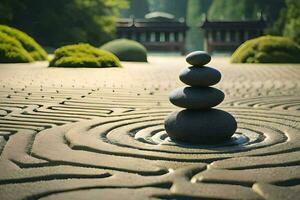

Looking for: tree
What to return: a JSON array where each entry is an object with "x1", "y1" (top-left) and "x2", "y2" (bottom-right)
[
  {"x1": 186, "y1": 0, "x2": 212, "y2": 51},
  {"x1": 208, "y1": 0, "x2": 284, "y2": 21},
  {"x1": 0, "y1": 0, "x2": 128, "y2": 47},
  {"x1": 283, "y1": 0, "x2": 300, "y2": 43},
  {"x1": 208, "y1": 0, "x2": 246, "y2": 20}
]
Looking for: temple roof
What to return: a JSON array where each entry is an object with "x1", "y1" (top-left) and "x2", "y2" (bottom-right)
[
  {"x1": 200, "y1": 19, "x2": 267, "y2": 30},
  {"x1": 144, "y1": 12, "x2": 175, "y2": 21},
  {"x1": 117, "y1": 14, "x2": 188, "y2": 31}
]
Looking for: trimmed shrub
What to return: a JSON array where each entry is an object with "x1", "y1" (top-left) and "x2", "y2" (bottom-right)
[
  {"x1": 0, "y1": 25, "x2": 48, "y2": 61},
  {"x1": 49, "y1": 43, "x2": 121, "y2": 68},
  {"x1": 0, "y1": 32, "x2": 33, "y2": 63},
  {"x1": 101, "y1": 39, "x2": 147, "y2": 62},
  {"x1": 231, "y1": 35, "x2": 300, "y2": 63}
]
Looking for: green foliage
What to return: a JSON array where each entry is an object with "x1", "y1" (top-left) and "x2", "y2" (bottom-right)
[
  {"x1": 268, "y1": 8, "x2": 287, "y2": 36},
  {"x1": 149, "y1": 0, "x2": 187, "y2": 19},
  {"x1": 208, "y1": 0, "x2": 246, "y2": 20},
  {"x1": 0, "y1": 32, "x2": 34, "y2": 63},
  {"x1": 121, "y1": 0, "x2": 149, "y2": 18},
  {"x1": 0, "y1": 32, "x2": 21, "y2": 47},
  {"x1": 148, "y1": 0, "x2": 164, "y2": 13},
  {"x1": 0, "y1": 0, "x2": 13, "y2": 23},
  {"x1": 231, "y1": 35, "x2": 300, "y2": 63},
  {"x1": 121, "y1": 0, "x2": 187, "y2": 19},
  {"x1": 283, "y1": 0, "x2": 300, "y2": 43},
  {"x1": 0, "y1": 25, "x2": 47, "y2": 60},
  {"x1": 50, "y1": 43, "x2": 122, "y2": 68},
  {"x1": 0, "y1": 44, "x2": 34, "y2": 63},
  {"x1": 101, "y1": 39, "x2": 147, "y2": 62},
  {"x1": 208, "y1": 0, "x2": 284, "y2": 21},
  {"x1": 186, "y1": 0, "x2": 212, "y2": 51},
  {"x1": 0, "y1": 0, "x2": 128, "y2": 47}
]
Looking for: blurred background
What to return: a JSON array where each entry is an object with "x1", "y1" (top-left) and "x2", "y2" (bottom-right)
[{"x1": 0, "y1": 0, "x2": 298, "y2": 55}]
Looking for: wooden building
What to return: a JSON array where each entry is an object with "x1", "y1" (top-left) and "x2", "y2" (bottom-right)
[
  {"x1": 116, "y1": 12, "x2": 188, "y2": 54},
  {"x1": 200, "y1": 17, "x2": 266, "y2": 53}
]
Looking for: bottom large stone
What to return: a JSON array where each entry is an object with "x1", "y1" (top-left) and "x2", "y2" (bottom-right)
[{"x1": 164, "y1": 109, "x2": 237, "y2": 144}]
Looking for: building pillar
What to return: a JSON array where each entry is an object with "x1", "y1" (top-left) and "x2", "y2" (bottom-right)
[
  {"x1": 170, "y1": 32, "x2": 175, "y2": 42},
  {"x1": 178, "y1": 32, "x2": 184, "y2": 42},
  {"x1": 150, "y1": 32, "x2": 155, "y2": 42},
  {"x1": 208, "y1": 31, "x2": 213, "y2": 42},
  {"x1": 204, "y1": 31, "x2": 210, "y2": 53},
  {"x1": 160, "y1": 32, "x2": 166, "y2": 42},
  {"x1": 216, "y1": 31, "x2": 221, "y2": 42},
  {"x1": 225, "y1": 31, "x2": 230, "y2": 42}
]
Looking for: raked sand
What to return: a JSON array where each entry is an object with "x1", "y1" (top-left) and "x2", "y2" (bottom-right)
[{"x1": 0, "y1": 56, "x2": 299, "y2": 199}]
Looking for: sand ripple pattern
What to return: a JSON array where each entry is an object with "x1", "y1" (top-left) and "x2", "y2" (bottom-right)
[{"x1": 0, "y1": 61, "x2": 300, "y2": 199}]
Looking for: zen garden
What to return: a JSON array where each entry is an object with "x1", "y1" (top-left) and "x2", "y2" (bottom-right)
[{"x1": 0, "y1": 0, "x2": 299, "y2": 199}]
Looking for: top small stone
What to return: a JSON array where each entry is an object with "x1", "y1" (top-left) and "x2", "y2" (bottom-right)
[{"x1": 186, "y1": 51, "x2": 211, "y2": 66}]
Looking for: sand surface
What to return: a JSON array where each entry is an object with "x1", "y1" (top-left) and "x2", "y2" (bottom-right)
[{"x1": 0, "y1": 56, "x2": 300, "y2": 199}]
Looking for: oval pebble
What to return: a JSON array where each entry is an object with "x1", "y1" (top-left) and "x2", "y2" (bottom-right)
[
  {"x1": 164, "y1": 109, "x2": 237, "y2": 144},
  {"x1": 179, "y1": 66, "x2": 221, "y2": 86},
  {"x1": 186, "y1": 51, "x2": 211, "y2": 66},
  {"x1": 169, "y1": 87, "x2": 224, "y2": 109}
]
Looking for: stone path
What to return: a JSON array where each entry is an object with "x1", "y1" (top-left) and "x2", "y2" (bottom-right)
[{"x1": 0, "y1": 56, "x2": 299, "y2": 199}]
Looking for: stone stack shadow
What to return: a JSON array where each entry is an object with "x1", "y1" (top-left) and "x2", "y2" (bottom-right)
[{"x1": 164, "y1": 51, "x2": 237, "y2": 144}]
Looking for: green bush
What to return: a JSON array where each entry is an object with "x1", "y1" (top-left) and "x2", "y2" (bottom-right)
[
  {"x1": 0, "y1": 25, "x2": 47, "y2": 61},
  {"x1": 101, "y1": 39, "x2": 147, "y2": 62},
  {"x1": 231, "y1": 35, "x2": 300, "y2": 63},
  {"x1": 49, "y1": 43, "x2": 122, "y2": 68},
  {"x1": 0, "y1": 32, "x2": 33, "y2": 63}
]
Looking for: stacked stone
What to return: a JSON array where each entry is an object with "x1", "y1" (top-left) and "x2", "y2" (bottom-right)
[{"x1": 164, "y1": 51, "x2": 237, "y2": 144}]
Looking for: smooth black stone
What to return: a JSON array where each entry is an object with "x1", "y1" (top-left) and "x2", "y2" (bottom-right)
[
  {"x1": 186, "y1": 51, "x2": 211, "y2": 66},
  {"x1": 179, "y1": 66, "x2": 221, "y2": 87},
  {"x1": 169, "y1": 87, "x2": 224, "y2": 109},
  {"x1": 164, "y1": 109, "x2": 237, "y2": 144}
]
